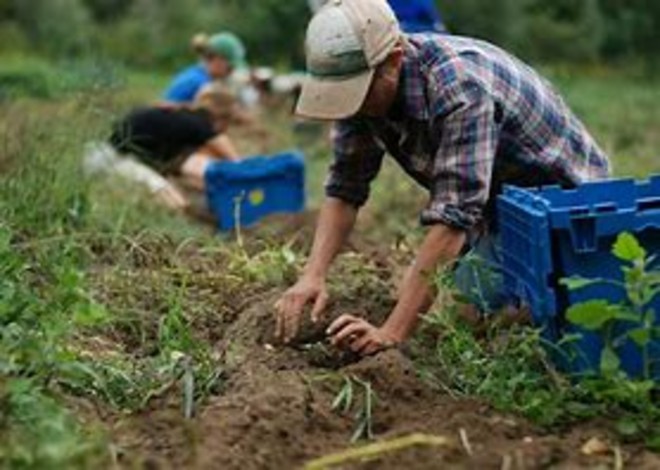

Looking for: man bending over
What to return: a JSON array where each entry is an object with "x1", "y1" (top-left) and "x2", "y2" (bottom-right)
[{"x1": 276, "y1": 0, "x2": 610, "y2": 355}]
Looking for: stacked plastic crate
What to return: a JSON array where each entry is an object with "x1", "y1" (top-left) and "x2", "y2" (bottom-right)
[{"x1": 497, "y1": 176, "x2": 660, "y2": 378}]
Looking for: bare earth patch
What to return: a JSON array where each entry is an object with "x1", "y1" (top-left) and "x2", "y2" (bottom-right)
[{"x1": 104, "y1": 293, "x2": 660, "y2": 469}]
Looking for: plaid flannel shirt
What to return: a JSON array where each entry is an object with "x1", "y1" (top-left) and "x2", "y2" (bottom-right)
[{"x1": 326, "y1": 34, "x2": 610, "y2": 232}]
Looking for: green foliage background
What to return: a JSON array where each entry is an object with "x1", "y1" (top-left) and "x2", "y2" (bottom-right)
[{"x1": 0, "y1": 0, "x2": 658, "y2": 69}]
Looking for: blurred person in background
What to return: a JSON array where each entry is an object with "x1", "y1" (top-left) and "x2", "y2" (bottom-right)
[
  {"x1": 277, "y1": 0, "x2": 609, "y2": 354},
  {"x1": 308, "y1": 0, "x2": 447, "y2": 33},
  {"x1": 163, "y1": 32, "x2": 247, "y2": 106},
  {"x1": 387, "y1": 0, "x2": 446, "y2": 33},
  {"x1": 85, "y1": 84, "x2": 241, "y2": 213}
]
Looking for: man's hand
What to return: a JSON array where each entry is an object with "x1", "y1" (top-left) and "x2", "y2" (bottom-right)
[
  {"x1": 327, "y1": 314, "x2": 400, "y2": 356},
  {"x1": 274, "y1": 198, "x2": 358, "y2": 344},
  {"x1": 274, "y1": 275, "x2": 329, "y2": 343}
]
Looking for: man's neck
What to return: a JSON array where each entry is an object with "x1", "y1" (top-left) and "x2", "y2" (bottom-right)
[{"x1": 387, "y1": 69, "x2": 407, "y2": 121}]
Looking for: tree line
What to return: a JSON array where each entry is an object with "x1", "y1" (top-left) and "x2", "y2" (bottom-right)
[{"x1": 0, "y1": 0, "x2": 657, "y2": 69}]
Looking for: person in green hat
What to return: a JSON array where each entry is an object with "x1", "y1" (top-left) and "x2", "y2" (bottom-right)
[{"x1": 163, "y1": 32, "x2": 247, "y2": 105}]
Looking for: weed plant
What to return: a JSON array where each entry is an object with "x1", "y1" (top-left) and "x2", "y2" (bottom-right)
[{"x1": 413, "y1": 233, "x2": 660, "y2": 449}]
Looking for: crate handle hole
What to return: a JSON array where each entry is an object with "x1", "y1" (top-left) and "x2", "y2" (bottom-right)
[
  {"x1": 638, "y1": 198, "x2": 660, "y2": 213},
  {"x1": 595, "y1": 203, "x2": 617, "y2": 214}
]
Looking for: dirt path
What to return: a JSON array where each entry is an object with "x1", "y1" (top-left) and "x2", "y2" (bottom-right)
[{"x1": 108, "y1": 294, "x2": 660, "y2": 470}]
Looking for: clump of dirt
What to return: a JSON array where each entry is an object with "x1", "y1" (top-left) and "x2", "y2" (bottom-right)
[{"x1": 110, "y1": 291, "x2": 660, "y2": 470}]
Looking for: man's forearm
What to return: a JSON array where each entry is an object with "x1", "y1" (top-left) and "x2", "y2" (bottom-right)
[
  {"x1": 382, "y1": 224, "x2": 466, "y2": 341},
  {"x1": 304, "y1": 197, "x2": 358, "y2": 279}
]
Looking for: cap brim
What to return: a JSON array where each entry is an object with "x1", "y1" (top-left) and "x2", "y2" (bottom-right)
[{"x1": 295, "y1": 69, "x2": 375, "y2": 120}]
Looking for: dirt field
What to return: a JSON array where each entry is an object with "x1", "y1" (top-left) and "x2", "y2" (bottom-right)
[
  {"x1": 3, "y1": 71, "x2": 660, "y2": 469},
  {"x1": 80, "y1": 225, "x2": 660, "y2": 470}
]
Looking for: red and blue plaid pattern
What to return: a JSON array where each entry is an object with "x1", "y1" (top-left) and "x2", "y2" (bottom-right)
[{"x1": 326, "y1": 34, "x2": 610, "y2": 232}]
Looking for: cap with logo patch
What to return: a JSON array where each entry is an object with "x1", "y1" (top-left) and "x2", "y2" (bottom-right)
[{"x1": 296, "y1": 0, "x2": 401, "y2": 120}]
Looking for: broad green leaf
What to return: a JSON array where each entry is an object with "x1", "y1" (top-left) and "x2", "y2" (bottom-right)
[
  {"x1": 600, "y1": 346, "x2": 621, "y2": 376},
  {"x1": 560, "y1": 276, "x2": 602, "y2": 291},
  {"x1": 628, "y1": 328, "x2": 651, "y2": 347},
  {"x1": 612, "y1": 232, "x2": 646, "y2": 262},
  {"x1": 566, "y1": 300, "x2": 616, "y2": 330}
]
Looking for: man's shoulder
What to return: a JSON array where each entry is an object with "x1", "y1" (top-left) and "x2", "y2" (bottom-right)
[
  {"x1": 408, "y1": 34, "x2": 528, "y2": 91},
  {"x1": 409, "y1": 34, "x2": 502, "y2": 65},
  {"x1": 406, "y1": 34, "x2": 479, "y2": 91}
]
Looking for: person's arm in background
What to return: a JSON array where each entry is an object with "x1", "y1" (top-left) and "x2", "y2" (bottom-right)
[
  {"x1": 200, "y1": 134, "x2": 241, "y2": 161},
  {"x1": 178, "y1": 134, "x2": 241, "y2": 191}
]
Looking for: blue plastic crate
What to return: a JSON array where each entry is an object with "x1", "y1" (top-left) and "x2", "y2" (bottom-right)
[
  {"x1": 205, "y1": 151, "x2": 305, "y2": 231},
  {"x1": 497, "y1": 176, "x2": 660, "y2": 378}
]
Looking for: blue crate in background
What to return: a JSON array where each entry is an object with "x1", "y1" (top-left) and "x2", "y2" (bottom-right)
[
  {"x1": 497, "y1": 175, "x2": 660, "y2": 379},
  {"x1": 205, "y1": 151, "x2": 305, "y2": 231}
]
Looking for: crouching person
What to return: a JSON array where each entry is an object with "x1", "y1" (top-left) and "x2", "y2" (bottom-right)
[
  {"x1": 275, "y1": 0, "x2": 611, "y2": 354},
  {"x1": 84, "y1": 84, "x2": 240, "y2": 213}
]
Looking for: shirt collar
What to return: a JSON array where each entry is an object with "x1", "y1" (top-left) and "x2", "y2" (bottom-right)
[{"x1": 396, "y1": 35, "x2": 430, "y2": 121}]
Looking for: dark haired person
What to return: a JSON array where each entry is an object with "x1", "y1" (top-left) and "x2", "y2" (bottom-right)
[{"x1": 85, "y1": 84, "x2": 240, "y2": 211}]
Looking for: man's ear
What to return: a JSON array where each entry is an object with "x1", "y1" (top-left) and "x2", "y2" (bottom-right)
[{"x1": 389, "y1": 45, "x2": 404, "y2": 66}]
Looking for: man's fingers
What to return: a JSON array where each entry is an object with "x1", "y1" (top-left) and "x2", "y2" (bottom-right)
[
  {"x1": 350, "y1": 334, "x2": 373, "y2": 353},
  {"x1": 327, "y1": 314, "x2": 359, "y2": 335},
  {"x1": 279, "y1": 298, "x2": 294, "y2": 341},
  {"x1": 275, "y1": 309, "x2": 283, "y2": 341},
  {"x1": 284, "y1": 295, "x2": 310, "y2": 342},
  {"x1": 274, "y1": 298, "x2": 284, "y2": 339},
  {"x1": 290, "y1": 295, "x2": 308, "y2": 319},
  {"x1": 283, "y1": 295, "x2": 307, "y2": 343},
  {"x1": 310, "y1": 291, "x2": 328, "y2": 323},
  {"x1": 331, "y1": 322, "x2": 369, "y2": 346},
  {"x1": 360, "y1": 342, "x2": 380, "y2": 356}
]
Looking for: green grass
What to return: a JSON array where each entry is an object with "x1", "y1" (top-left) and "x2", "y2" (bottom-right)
[
  {"x1": 1, "y1": 55, "x2": 660, "y2": 466},
  {"x1": 549, "y1": 67, "x2": 660, "y2": 177}
]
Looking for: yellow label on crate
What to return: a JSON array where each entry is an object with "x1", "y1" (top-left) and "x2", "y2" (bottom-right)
[{"x1": 248, "y1": 188, "x2": 265, "y2": 206}]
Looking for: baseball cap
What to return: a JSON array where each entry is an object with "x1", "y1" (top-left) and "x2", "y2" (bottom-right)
[
  {"x1": 296, "y1": 0, "x2": 401, "y2": 120},
  {"x1": 202, "y1": 32, "x2": 247, "y2": 70}
]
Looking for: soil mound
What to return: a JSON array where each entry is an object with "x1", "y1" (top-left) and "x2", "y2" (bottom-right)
[{"x1": 111, "y1": 293, "x2": 660, "y2": 469}]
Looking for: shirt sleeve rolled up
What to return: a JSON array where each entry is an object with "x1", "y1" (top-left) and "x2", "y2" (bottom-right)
[{"x1": 421, "y1": 81, "x2": 500, "y2": 231}]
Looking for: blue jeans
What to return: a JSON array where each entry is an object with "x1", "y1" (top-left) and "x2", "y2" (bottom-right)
[{"x1": 453, "y1": 234, "x2": 509, "y2": 315}]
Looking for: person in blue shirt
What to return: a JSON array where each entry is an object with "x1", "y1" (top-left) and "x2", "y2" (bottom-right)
[
  {"x1": 387, "y1": 0, "x2": 446, "y2": 33},
  {"x1": 163, "y1": 32, "x2": 247, "y2": 104},
  {"x1": 308, "y1": 0, "x2": 447, "y2": 33}
]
